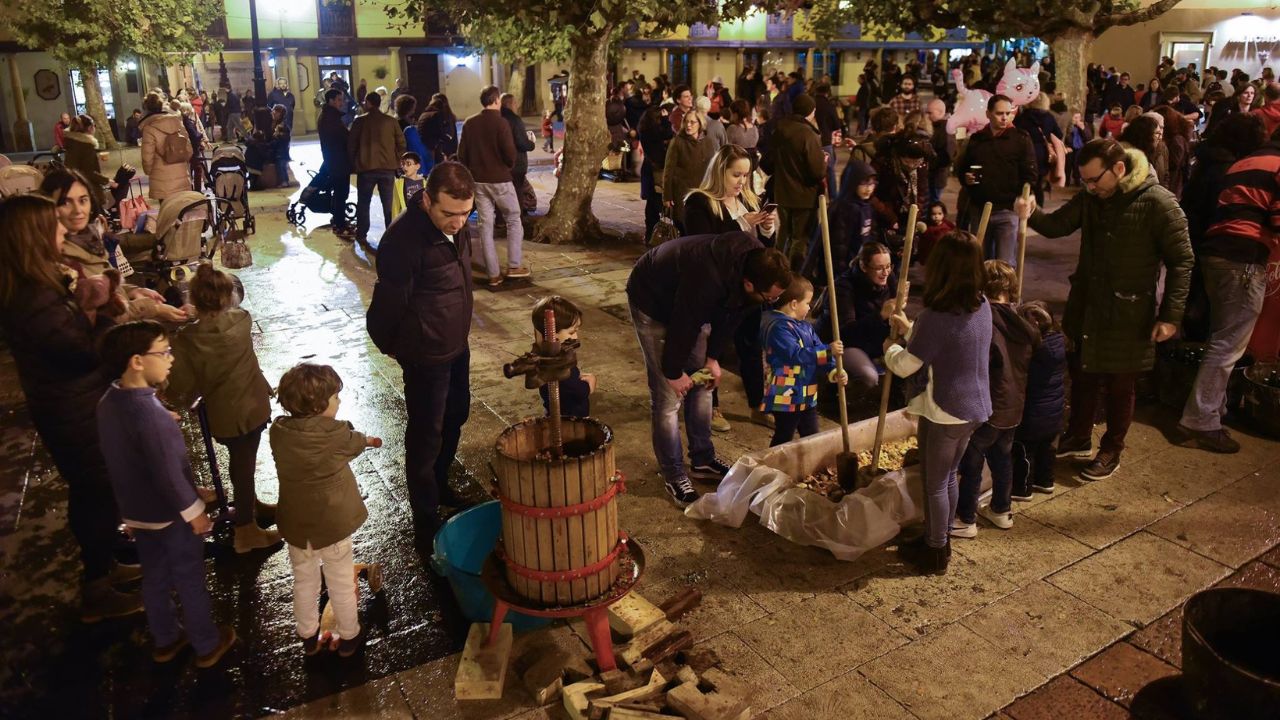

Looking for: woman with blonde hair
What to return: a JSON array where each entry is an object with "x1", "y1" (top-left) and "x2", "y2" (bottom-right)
[{"x1": 662, "y1": 109, "x2": 715, "y2": 228}]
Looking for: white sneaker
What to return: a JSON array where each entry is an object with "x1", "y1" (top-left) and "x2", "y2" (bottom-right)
[
  {"x1": 978, "y1": 505, "x2": 1014, "y2": 530},
  {"x1": 949, "y1": 519, "x2": 977, "y2": 539}
]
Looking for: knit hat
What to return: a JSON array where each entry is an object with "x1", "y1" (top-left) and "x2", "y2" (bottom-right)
[
  {"x1": 792, "y1": 93, "x2": 816, "y2": 117},
  {"x1": 695, "y1": 96, "x2": 711, "y2": 113}
]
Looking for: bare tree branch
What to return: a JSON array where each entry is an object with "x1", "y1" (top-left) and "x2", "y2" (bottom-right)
[{"x1": 1095, "y1": 0, "x2": 1184, "y2": 31}]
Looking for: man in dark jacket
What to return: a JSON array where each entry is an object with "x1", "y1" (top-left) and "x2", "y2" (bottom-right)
[
  {"x1": 222, "y1": 85, "x2": 242, "y2": 141},
  {"x1": 626, "y1": 233, "x2": 791, "y2": 507},
  {"x1": 458, "y1": 85, "x2": 527, "y2": 285},
  {"x1": 1101, "y1": 72, "x2": 1136, "y2": 113},
  {"x1": 813, "y1": 83, "x2": 842, "y2": 195},
  {"x1": 266, "y1": 78, "x2": 296, "y2": 132},
  {"x1": 318, "y1": 88, "x2": 354, "y2": 238},
  {"x1": 500, "y1": 92, "x2": 537, "y2": 214},
  {"x1": 955, "y1": 94, "x2": 1037, "y2": 265},
  {"x1": 1177, "y1": 137, "x2": 1280, "y2": 453},
  {"x1": 366, "y1": 162, "x2": 477, "y2": 549},
  {"x1": 348, "y1": 91, "x2": 405, "y2": 244},
  {"x1": 1018, "y1": 139, "x2": 1192, "y2": 481},
  {"x1": 760, "y1": 93, "x2": 826, "y2": 270}
]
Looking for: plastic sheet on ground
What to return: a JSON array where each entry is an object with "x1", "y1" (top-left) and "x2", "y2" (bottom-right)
[{"x1": 686, "y1": 410, "x2": 924, "y2": 562}]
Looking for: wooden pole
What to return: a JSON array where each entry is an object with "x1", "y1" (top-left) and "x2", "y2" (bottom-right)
[
  {"x1": 974, "y1": 201, "x2": 993, "y2": 246},
  {"x1": 543, "y1": 309, "x2": 562, "y2": 459},
  {"x1": 817, "y1": 194, "x2": 851, "y2": 457},
  {"x1": 1015, "y1": 183, "x2": 1032, "y2": 301},
  {"x1": 870, "y1": 204, "x2": 918, "y2": 476}
]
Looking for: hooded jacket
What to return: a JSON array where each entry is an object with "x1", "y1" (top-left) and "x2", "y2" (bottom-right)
[
  {"x1": 1020, "y1": 329, "x2": 1067, "y2": 438},
  {"x1": 760, "y1": 114, "x2": 825, "y2": 208},
  {"x1": 1029, "y1": 148, "x2": 1193, "y2": 373},
  {"x1": 830, "y1": 160, "x2": 881, "y2": 263},
  {"x1": 986, "y1": 303, "x2": 1042, "y2": 428},
  {"x1": 501, "y1": 106, "x2": 535, "y2": 177},
  {"x1": 1253, "y1": 102, "x2": 1280, "y2": 138},
  {"x1": 63, "y1": 130, "x2": 110, "y2": 186},
  {"x1": 166, "y1": 308, "x2": 272, "y2": 439},
  {"x1": 139, "y1": 111, "x2": 194, "y2": 200},
  {"x1": 816, "y1": 263, "x2": 895, "y2": 359},
  {"x1": 758, "y1": 310, "x2": 833, "y2": 413},
  {"x1": 270, "y1": 415, "x2": 369, "y2": 549}
]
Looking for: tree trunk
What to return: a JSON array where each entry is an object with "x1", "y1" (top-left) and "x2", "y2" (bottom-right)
[
  {"x1": 1051, "y1": 29, "x2": 1094, "y2": 119},
  {"x1": 507, "y1": 62, "x2": 526, "y2": 109},
  {"x1": 530, "y1": 28, "x2": 612, "y2": 245},
  {"x1": 79, "y1": 64, "x2": 118, "y2": 150}
]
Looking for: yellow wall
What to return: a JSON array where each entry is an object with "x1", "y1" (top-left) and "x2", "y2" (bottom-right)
[
  {"x1": 224, "y1": 0, "x2": 318, "y2": 40},
  {"x1": 354, "y1": 0, "x2": 401, "y2": 39},
  {"x1": 1092, "y1": 8, "x2": 1280, "y2": 79}
]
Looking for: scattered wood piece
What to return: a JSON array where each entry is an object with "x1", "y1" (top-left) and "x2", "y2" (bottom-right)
[
  {"x1": 563, "y1": 653, "x2": 597, "y2": 683},
  {"x1": 617, "y1": 619, "x2": 676, "y2": 670},
  {"x1": 604, "y1": 707, "x2": 676, "y2": 720},
  {"x1": 599, "y1": 668, "x2": 646, "y2": 696},
  {"x1": 641, "y1": 629, "x2": 694, "y2": 666},
  {"x1": 657, "y1": 586, "x2": 703, "y2": 622},
  {"x1": 666, "y1": 682, "x2": 751, "y2": 720},
  {"x1": 607, "y1": 593, "x2": 667, "y2": 638},
  {"x1": 676, "y1": 665, "x2": 699, "y2": 686},
  {"x1": 455, "y1": 623, "x2": 513, "y2": 701},
  {"x1": 563, "y1": 681, "x2": 607, "y2": 720},
  {"x1": 587, "y1": 669, "x2": 668, "y2": 715},
  {"x1": 514, "y1": 644, "x2": 568, "y2": 706},
  {"x1": 677, "y1": 647, "x2": 723, "y2": 674}
]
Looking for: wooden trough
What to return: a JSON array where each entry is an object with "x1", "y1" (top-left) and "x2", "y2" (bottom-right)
[{"x1": 493, "y1": 416, "x2": 624, "y2": 607}]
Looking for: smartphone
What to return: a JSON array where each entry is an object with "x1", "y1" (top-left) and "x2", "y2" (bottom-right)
[{"x1": 760, "y1": 203, "x2": 778, "y2": 214}]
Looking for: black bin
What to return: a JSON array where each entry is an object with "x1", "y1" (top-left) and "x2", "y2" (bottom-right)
[{"x1": 1182, "y1": 588, "x2": 1280, "y2": 719}]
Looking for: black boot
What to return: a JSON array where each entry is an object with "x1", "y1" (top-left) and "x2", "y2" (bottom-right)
[{"x1": 899, "y1": 540, "x2": 949, "y2": 576}]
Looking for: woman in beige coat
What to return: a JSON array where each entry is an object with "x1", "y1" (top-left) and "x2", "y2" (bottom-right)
[{"x1": 138, "y1": 92, "x2": 193, "y2": 201}]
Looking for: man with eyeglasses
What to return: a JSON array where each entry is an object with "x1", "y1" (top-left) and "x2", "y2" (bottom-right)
[
  {"x1": 625, "y1": 232, "x2": 792, "y2": 507},
  {"x1": 1015, "y1": 138, "x2": 1192, "y2": 481},
  {"x1": 955, "y1": 94, "x2": 1038, "y2": 266},
  {"x1": 366, "y1": 162, "x2": 477, "y2": 553}
]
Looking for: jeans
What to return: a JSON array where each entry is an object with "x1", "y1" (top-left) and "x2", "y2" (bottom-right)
[
  {"x1": 224, "y1": 113, "x2": 242, "y2": 141},
  {"x1": 842, "y1": 348, "x2": 881, "y2": 390},
  {"x1": 778, "y1": 205, "x2": 818, "y2": 271},
  {"x1": 1013, "y1": 428, "x2": 1057, "y2": 494},
  {"x1": 919, "y1": 418, "x2": 979, "y2": 549},
  {"x1": 733, "y1": 305, "x2": 765, "y2": 409},
  {"x1": 216, "y1": 425, "x2": 264, "y2": 526},
  {"x1": 356, "y1": 170, "x2": 396, "y2": 242},
  {"x1": 958, "y1": 423, "x2": 1016, "y2": 520},
  {"x1": 771, "y1": 407, "x2": 820, "y2": 446},
  {"x1": 1065, "y1": 352, "x2": 1138, "y2": 455},
  {"x1": 630, "y1": 303, "x2": 714, "y2": 480},
  {"x1": 400, "y1": 349, "x2": 471, "y2": 528},
  {"x1": 474, "y1": 181, "x2": 525, "y2": 277},
  {"x1": 134, "y1": 522, "x2": 220, "y2": 654},
  {"x1": 288, "y1": 537, "x2": 359, "y2": 640},
  {"x1": 970, "y1": 208, "x2": 1019, "y2": 267},
  {"x1": 275, "y1": 158, "x2": 291, "y2": 187},
  {"x1": 1181, "y1": 256, "x2": 1268, "y2": 432}
]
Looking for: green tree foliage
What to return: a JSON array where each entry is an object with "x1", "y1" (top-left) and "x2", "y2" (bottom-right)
[
  {"x1": 1, "y1": 0, "x2": 223, "y2": 147},
  {"x1": 386, "y1": 0, "x2": 783, "y2": 244}
]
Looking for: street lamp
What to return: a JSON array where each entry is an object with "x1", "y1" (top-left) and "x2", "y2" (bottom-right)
[{"x1": 248, "y1": 0, "x2": 268, "y2": 101}]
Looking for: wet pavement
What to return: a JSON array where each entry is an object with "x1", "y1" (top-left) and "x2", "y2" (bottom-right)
[{"x1": 1, "y1": 139, "x2": 1278, "y2": 720}]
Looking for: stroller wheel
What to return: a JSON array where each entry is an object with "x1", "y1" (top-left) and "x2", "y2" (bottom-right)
[
  {"x1": 344, "y1": 203, "x2": 357, "y2": 224},
  {"x1": 285, "y1": 207, "x2": 296, "y2": 224},
  {"x1": 297, "y1": 208, "x2": 306, "y2": 225}
]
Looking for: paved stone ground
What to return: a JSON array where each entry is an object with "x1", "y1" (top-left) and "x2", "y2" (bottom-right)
[{"x1": 1, "y1": 139, "x2": 1277, "y2": 719}]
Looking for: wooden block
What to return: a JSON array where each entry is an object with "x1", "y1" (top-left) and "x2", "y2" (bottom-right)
[
  {"x1": 515, "y1": 647, "x2": 568, "y2": 706},
  {"x1": 640, "y1": 630, "x2": 694, "y2": 666},
  {"x1": 603, "y1": 708, "x2": 674, "y2": 720},
  {"x1": 607, "y1": 593, "x2": 667, "y2": 638},
  {"x1": 600, "y1": 668, "x2": 645, "y2": 695},
  {"x1": 657, "y1": 586, "x2": 703, "y2": 622},
  {"x1": 563, "y1": 680, "x2": 607, "y2": 720},
  {"x1": 617, "y1": 619, "x2": 676, "y2": 669},
  {"x1": 666, "y1": 682, "x2": 751, "y2": 720},
  {"x1": 455, "y1": 623, "x2": 513, "y2": 701},
  {"x1": 675, "y1": 665, "x2": 699, "y2": 687},
  {"x1": 679, "y1": 647, "x2": 723, "y2": 674},
  {"x1": 587, "y1": 669, "x2": 668, "y2": 715}
]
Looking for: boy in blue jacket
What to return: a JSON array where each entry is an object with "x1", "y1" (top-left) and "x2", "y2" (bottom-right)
[
  {"x1": 533, "y1": 296, "x2": 595, "y2": 418},
  {"x1": 97, "y1": 321, "x2": 236, "y2": 667},
  {"x1": 759, "y1": 276, "x2": 846, "y2": 446}
]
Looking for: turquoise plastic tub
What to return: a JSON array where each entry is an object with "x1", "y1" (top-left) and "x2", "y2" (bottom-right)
[{"x1": 430, "y1": 500, "x2": 551, "y2": 631}]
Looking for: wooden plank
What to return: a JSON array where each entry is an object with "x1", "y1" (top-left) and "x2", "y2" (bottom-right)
[
  {"x1": 601, "y1": 707, "x2": 673, "y2": 720},
  {"x1": 583, "y1": 453, "x2": 601, "y2": 599},
  {"x1": 616, "y1": 618, "x2": 676, "y2": 670},
  {"x1": 454, "y1": 623, "x2": 513, "y2": 701},
  {"x1": 596, "y1": 450, "x2": 613, "y2": 591},
  {"x1": 586, "y1": 669, "x2": 668, "y2": 715},
  {"x1": 551, "y1": 456, "x2": 572, "y2": 606},
  {"x1": 563, "y1": 680, "x2": 607, "y2": 720},
  {"x1": 607, "y1": 592, "x2": 666, "y2": 638},
  {"x1": 640, "y1": 629, "x2": 693, "y2": 666},
  {"x1": 567, "y1": 455, "x2": 588, "y2": 602},
  {"x1": 514, "y1": 643, "x2": 569, "y2": 706},
  {"x1": 658, "y1": 586, "x2": 704, "y2": 622},
  {"x1": 534, "y1": 462, "x2": 556, "y2": 604},
  {"x1": 666, "y1": 682, "x2": 752, "y2": 720},
  {"x1": 497, "y1": 454, "x2": 524, "y2": 599},
  {"x1": 604, "y1": 450, "x2": 619, "y2": 588},
  {"x1": 518, "y1": 433, "x2": 541, "y2": 604}
]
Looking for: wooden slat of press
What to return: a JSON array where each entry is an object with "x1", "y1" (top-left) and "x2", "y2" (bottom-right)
[
  {"x1": 566, "y1": 445, "x2": 588, "y2": 603},
  {"x1": 519, "y1": 429, "x2": 542, "y2": 605},
  {"x1": 534, "y1": 458, "x2": 556, "y2": 604},
  {"x1": 550, "y1": 454, "x2": 572, "y2": 606}
]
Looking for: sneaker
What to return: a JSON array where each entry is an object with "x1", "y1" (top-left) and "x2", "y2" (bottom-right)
[
  {"x1": 234, "y1": 523, "x2": 283, "y2": 554},
  {"x1": 1056, "y1": 435, "x2": 1093, "y2": 459},
  {"x1": 301, "y1": 633, "x2": 323, "y2": 657},
  {"x1": 949, "y1": 519, "x2": 977, "y2": 539},
  {"x1": 80, "y1": 578, "x2": 144, "y2": 623},
  {"x1": 710, "y1": 408, "x2": 732, "y2": 433},
  {"x1": 1031, "y1": 482, "x2": 1055, "y2": 495},
  {"x1": 337, "y1": 628, "x2": 366, "y2": 658},
  {"x1": 750, "y1": 409, "x2": 776, "y2": 429},
  {"x1": 665, "y1": 476, "x2": 699, "y2": 508},
  {"x1": 978, "y1": 505, "x2": 1014, "y2": 529},
  {"x1": 1080, "y1": 451, "x2": 1121, "y2": 481},
  {"x1": 689, "y1": 457, "x2": 731, "y2": 482},
  {"x1": 506, "y1": 265, "x2": 532, "y2": 278},
  {"x1": 488, "y1": 275, "x2": 504, "y2": 288},
  {"x1": 194, "y1": 625, "x2": 237, "y2": 669},
  {"x1": 152, "y1": 635, "x2": 189, "y2": 663},
  {"x1": 1175, "y1": 424, "x2": 1241, "y2": 454},
  {"x1": 1011, "y1": 488, "x2": 1034, "y2": 502}
]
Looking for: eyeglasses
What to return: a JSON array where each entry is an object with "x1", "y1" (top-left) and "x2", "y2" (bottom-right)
[
  {"x1": 1081, "y1": 167, "x2": 1114, "y2": 187},
  {"x1": 867, "y1": 264, "x2": 893, "y2": 273},
  {"x1": 143, "y1": 349, "x2": 174, "y2": 358}
]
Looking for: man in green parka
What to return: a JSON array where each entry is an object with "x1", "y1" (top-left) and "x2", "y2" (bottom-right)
[{"x1": 1015, "y1": 137, "x2": 1193, "y2": 481}]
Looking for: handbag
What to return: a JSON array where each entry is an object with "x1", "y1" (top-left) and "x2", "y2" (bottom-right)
[
  {"x1": 220, "y1": 228, "x2": 253, "y2": 269},
  {"x1": 647, "y1": 206, "x2": 680, "y2": 248},
  {"x1": 118, "y1": 179, "x2": 150, "y2": 233}
]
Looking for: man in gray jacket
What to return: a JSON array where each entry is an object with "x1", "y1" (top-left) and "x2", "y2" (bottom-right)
[{"x1": 348, "y1": 91, "x2": 405, "y2": 245}]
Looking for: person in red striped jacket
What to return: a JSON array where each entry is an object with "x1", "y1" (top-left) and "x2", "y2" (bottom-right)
[{"x1": 1177, "y1": 131, "x2": 1280, "y2": 453}]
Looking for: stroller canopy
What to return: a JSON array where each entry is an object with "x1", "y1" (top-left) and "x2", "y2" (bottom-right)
[{"x1": 0, "y1": 165, "x2": 44, "y2": 198}]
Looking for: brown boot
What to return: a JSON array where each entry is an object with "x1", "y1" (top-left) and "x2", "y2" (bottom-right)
[
  {"x1": 233, "y1": 523, "x2": 282, "y2": 554},
  {"x1": 81, "y1": 578, "x2": 144, "y2": 623},
  {"x1": 194, "y1": 625, "x2": 237, "y2": 668}
]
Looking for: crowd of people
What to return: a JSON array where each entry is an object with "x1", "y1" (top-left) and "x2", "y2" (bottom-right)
[{"x1": 1, "y1": 49, "x2": 1276, "y2": 670}]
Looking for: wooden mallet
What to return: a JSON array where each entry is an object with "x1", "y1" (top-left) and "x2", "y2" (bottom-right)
[
  {"x1": 974, "y1": 201, "x2": 993, "y2": 247},
  {"x1": 816, "y1": 193, "x2": 859, "y2": 491},
  {"x1": 868, "y1": 204, "x2": 919, "y2": 482},
  {"x1": 1015, "y1": 183, "x2": 1032, "y2": 301}
]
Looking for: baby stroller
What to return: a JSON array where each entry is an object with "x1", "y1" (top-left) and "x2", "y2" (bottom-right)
[
  {"x1": 209, "y1": 145, "x2": 255, "y2": 235},
  {"x1": 0, "y1": 165, "x2": 45, "y2": 198},
  {"x1": 287, "y1": 169, "x2": 356, "y2": 227},
  {"x1": 127, "y1": 191, "x2": 215, "y2": 305}
]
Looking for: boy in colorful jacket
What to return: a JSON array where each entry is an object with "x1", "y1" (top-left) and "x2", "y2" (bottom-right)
[{"x1": 759, "y1": 276, "x2": 846, "y2": 446}]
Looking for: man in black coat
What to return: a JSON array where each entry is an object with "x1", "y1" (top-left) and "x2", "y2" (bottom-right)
[
  {"x1": 500, "y1": 92, "x2": 537, "y2": 214},
  {"x1": 366, "y1": 162, "x2": 477, "y2": 550},
  {"x1": 1101, "y1": 72, "x2": 1137, "y2": 113},
  {"x1": 625, "y1": 232, "x2": 791, "y2": 507},
  {"x1": 954, "y1": 94, "x2": 1037, "y2": 266},
  {"x1": 318, "y1": 88, "x2": 354, "y2": 238}
]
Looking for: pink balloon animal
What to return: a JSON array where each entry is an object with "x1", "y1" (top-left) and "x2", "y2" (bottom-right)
[{"x1": 946, "y1": 58, "x2": 1042, "y2": 135}]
